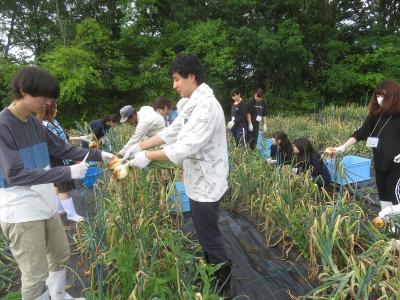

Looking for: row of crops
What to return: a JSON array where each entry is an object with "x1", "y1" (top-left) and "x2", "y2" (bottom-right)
[{"x1": 1, "y1": 105, "x2": 399, "y2": 299}]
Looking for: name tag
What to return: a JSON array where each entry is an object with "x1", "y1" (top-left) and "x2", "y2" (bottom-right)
[
  {"x1": 232, "y1": 116, "x2": 235, "y2": 121},
  {"x1": 256, "y1": 115, "x2": 262, "y2": 122},
  {"x1": 366, "y1": 137, "x2": 379, "y2": 148}
]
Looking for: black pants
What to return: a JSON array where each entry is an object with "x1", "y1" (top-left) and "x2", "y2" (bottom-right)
[
  {"x1": 189, "y1": 199, "x2": 229, "y2": 264},
  {"x1": 231, "y1": 126, "x2": 247, "y2": 147},
  {"x1": 375, "y1": 168, "x2": 400, "y2": 205},
  {"x1": 247, "y1": 127, "x2": 259, "y2": 150}
]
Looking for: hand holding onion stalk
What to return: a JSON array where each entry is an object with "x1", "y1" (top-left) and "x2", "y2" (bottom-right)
[
  {"x1": 324, "y1": 145, "x2": 345, "y2": 157},
  {"x1": 108, "y1": 156, "x2": 176, "y2": 180}
]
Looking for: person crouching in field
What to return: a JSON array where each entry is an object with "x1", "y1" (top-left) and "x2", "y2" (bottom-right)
[
  {"x1": 268, "y1": 130, "x2": 294, "y2": 165},
  {"x1": 0, "y1": 67, "x2": 115, "y2": 300},
  {"x1": 293, "y1": 137, "x2": 331, "y2": 188}
]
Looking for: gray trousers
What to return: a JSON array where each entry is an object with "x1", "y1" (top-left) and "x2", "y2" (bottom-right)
[{"x1": 1, "y1": 214, "x2": 70, "y2": 300}]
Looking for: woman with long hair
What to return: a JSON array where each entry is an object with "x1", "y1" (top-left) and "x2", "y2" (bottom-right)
[
  {"x1": 293, "y1": 137, "x2": 331, "y2": 188},
  {"x1": 270, "y1": 130, "x2": 293, "y2": 165},
  {"x1": 37, "y1": 99, "x2": 87, "y2": 222},
  {"x1": 327, "y1": 80, "x2": 400, "y2": 218}
]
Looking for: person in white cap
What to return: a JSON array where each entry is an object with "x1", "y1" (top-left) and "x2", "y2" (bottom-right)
[{"x1": 118, "y1": 97, "x2": 171, "y2": 158}]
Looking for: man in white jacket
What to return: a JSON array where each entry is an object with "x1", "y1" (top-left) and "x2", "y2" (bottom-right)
[
  {"x1": 118, "y1": 97, "x2": 171, "y2": 158},
  {"x1": 126, "y1": 54, "x2": 232, "y2": 294}
]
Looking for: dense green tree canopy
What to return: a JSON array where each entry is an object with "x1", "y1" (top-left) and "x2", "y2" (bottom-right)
[{"x1": 1, "y1": 0, "x2": 400, "y2": 125}]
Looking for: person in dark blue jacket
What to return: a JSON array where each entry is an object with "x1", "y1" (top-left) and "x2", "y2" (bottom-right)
[{"x1": 293, "y1": 137, "x2": 331, "y2": 188}]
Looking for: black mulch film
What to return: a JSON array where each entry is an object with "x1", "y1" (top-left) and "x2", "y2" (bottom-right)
[{"x1": 182, "y1": 209, "x2": 316, "y2": 300}]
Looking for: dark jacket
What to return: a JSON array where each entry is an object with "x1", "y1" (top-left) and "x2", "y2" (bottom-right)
[
  {"x1": 271, "y1": 144, "x2": 293, "y2": 165},
  {"x1": 352, "y1": 113, "x2": 400, "y2": 172},
  {"x1": 296, "y1": 152, "x2": 331, "y2": 187}
]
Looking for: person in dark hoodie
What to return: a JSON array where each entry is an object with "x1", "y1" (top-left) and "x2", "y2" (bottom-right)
[
  {"x1": 293, "y1": 137, "x2": 331, "y2": 188},
  {"x1": 0, "y1": 67, "x2": 115, "y2": 300}
]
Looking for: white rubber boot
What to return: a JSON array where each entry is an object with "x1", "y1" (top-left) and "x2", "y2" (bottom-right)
[
  {"x1": 60, "y1": 198, "x2": 84, "y2": 222},
  {"x1": 56, "y1": 196, "x2": 66, "y2": 215},
  {"x1": 34, "y1": 290, "x2": 49, "y2": 300},
  {"x1": 46, "y1": 269, "x2": 85, "y2": 299}
]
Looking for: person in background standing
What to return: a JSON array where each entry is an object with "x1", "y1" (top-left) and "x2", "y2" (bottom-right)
[
  {"x1": 227, "y1": 88, "x2": 248, "y2": 147},
  {"x1": 37, "y1": 99, "x2": 87, "y2": 222},
  {"x1": 167, "y1": 101, "x2": 179, "y2": 124},
  {"x1": 246, "y1": 88, "x2": 268, "y2": 150}
]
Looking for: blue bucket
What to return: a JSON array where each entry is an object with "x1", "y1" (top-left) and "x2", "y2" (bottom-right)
[
  {"x1": 168, "y1": 181, "x2": 190, "y2": 213},
  {"x1": 326, "y1": 155, "x2": 371, "y2": 185},
  {"x1": 257, "y1": 136, "x2": 273, "y2": 159},
  {"x1": 81, "y1": 163, "x2": 102, "y2": 188}
]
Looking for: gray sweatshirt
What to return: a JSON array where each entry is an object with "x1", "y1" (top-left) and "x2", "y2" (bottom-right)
[{"x1": 0, "y1": 108, "x2": 102, "y2": 223}]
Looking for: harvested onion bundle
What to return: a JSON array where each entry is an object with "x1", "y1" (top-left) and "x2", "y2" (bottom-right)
[{"x1": 108, "y1": 157, "x2": 177, "y2": 180}]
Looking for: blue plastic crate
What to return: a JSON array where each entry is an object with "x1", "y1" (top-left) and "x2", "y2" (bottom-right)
[
  {"x1": 257, "y1": 136, "x2": 273, "y2": 159},
  {"x1": 81, "y1": 164, "x2": 102, "y2": 188},
  {"x1": 168, "y1": 181, "x2": 190, "y2": 213},
  {"x1": 326, "y1": 155, "x2": 371, "y2": 185}
]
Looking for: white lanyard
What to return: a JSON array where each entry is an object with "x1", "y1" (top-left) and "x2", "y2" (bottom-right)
[
  {"x1": 366, "y1": 115, "x2": 392, "y2": 148},
  {"x1": 370, "y1": 115, "x2": 392, "y2": 138}
]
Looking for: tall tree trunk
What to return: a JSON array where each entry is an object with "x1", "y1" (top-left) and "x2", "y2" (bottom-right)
[
  {"x1": 56, "y1": 0, "x2": 66, "y2": 46},
  {"x1": 4, "y1": 10, "x2": 16, "y2": 57}
]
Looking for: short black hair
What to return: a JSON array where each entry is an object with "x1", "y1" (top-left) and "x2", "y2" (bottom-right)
[
  {"x1": 168, "y1": 54, "x2": 205, "y2": 85},
  {"x1": 154, "y1": 96, "x2": 171, "y2": 110},
  {"x1": 103, "y1": 114, "x2": 120, "y2": 123},
  {"x1": 230, "y1": 87, "x2": 241, "y2": 97},
  {"x1": 12, "y1": 66, "x2": 60, "y2": 100},
  {"x1": 256, "y1": 88, "x2": 264, "y2": 97}
]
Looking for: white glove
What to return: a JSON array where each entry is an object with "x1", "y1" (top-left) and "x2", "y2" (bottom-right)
[
  {"x1": 227, "y1": 121, "x2": 234, "y2": 130},
  {"x1": 394, "y1": 153, "x2": 400, "y2": 163},
  {"x1": 80, "y1": 135, "x2": 90, "y2": 143},
  {"x1": 263, "y1": 124, "x2": 267, "y2": 133},
  {"x1": 101, "y1": 151, "x2": 115, "y2": 162},
  {"x1": 334, "y1": 145, "x2": 346, "y2": 154},
  {"x1": 379, "y1": 204, "x2": 400, "y2": 218},
  {"x1": 292, "y1": 167, "x2": 298, "y2": 174},
  {"x1": 70, "y1": 161, "x2": 89, "y2": 179},
  {"x1": 248, "y1": 123, "x2": 253, "y2": 132},
  {"x1": 266, "y1": 158, "x2": 277, "y2": 164},
  {"x1": 128, "y1": 151, "x2": 151, "y2": 169},
  {"x1": 123, "y1": 144, "x2": 142, "y2": 160}
]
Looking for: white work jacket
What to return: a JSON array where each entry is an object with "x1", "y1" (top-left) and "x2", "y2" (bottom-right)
[
  {"x1": 119, "y1": 106, "x2": 165, "y2": 155},
  {"x1": 159, "y1": 83, "x2": 229, "y2": 202}
]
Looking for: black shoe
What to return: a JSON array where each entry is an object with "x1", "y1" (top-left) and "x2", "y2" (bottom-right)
[{"x1": 215, "y1": 261, "x2": 233, "y2": 297}]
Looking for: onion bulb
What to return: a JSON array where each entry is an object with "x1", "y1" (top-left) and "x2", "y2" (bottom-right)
[
  {"x1": 372, "y1": 216, "x2": 385, "y2": 229},
  {"x1": 113, "y1": 163, "x2": 129, "y2": 180}
]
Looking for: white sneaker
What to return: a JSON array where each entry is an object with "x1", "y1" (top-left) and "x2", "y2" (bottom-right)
[{"x1": 60, "y1": 198, "x2": 84, "y2": 222}]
